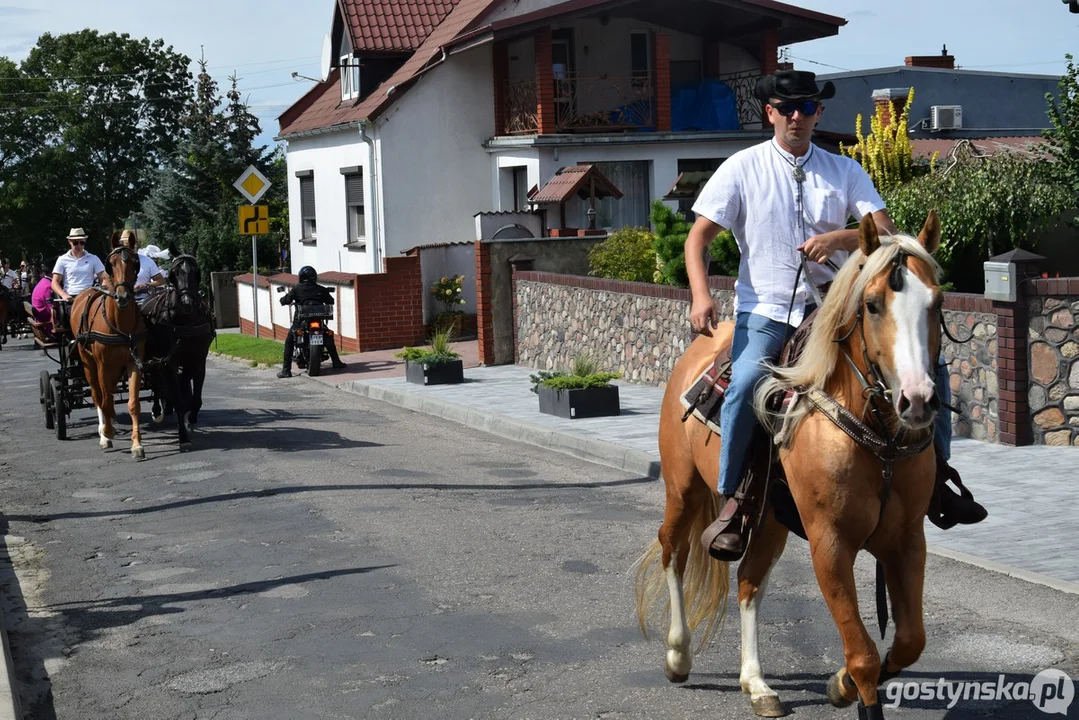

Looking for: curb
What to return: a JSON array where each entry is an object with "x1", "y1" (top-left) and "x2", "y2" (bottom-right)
[
  {"x1": 341, "y1": 377, "x2": 1079, "y2": 598},
  {"x1": 0, "y1": 574, "x2": 22, "y2": 720},
  {"x1": 342, "y1": 380, "x2": 662, "y2": 480}
]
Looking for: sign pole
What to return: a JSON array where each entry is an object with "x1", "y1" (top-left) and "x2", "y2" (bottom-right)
[{"x1": 252, "y1": 230, "x2": 260, "y2": 339}]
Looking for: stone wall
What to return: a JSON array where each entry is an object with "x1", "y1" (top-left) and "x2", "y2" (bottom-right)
[
  {"x1": 514, "y1": 273, "x2": 1004, "y2": 443},
  {"x1": 942, "y1": 299, "x2": 998, "y2": 442},
  {"x1": 1026, "y1": 294, "x2": 1079, "y2": 445},
  {"x1": 514, "y1": 273, "x2": 734, "y2": 385}
]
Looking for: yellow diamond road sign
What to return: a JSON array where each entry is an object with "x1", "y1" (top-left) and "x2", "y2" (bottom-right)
[{"x1": 234, "y1": 165, "x2": 271, "y2": 204}]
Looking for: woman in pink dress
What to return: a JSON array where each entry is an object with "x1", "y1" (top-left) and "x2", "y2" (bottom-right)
[{"x1": 30, "y1": 268, "x2": 55, "y2": 337}]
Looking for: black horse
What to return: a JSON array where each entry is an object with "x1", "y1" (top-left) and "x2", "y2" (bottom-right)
[{"x1": 139, "y1": 252, "x2": 215, "y2": 446}]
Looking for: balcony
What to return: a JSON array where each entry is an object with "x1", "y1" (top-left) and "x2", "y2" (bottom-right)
[{"x1": 506, "y1": 73, "x2": 656, "y2": 134}]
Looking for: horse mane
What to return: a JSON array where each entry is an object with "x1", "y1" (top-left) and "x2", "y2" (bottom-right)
[{"x1": 753, "y1": 233, "x2": 940, "y2": 432}]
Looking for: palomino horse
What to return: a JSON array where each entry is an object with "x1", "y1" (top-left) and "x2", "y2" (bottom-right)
[
  {"x1": 635, "y1": 211, "x2": 943, "y2": 719},
  {"x1": 70, "y1": 239, "x2": 147, "y2": 458},
  {"x1": 141, "y1": 251, "x2": 215, "y2": 446}
]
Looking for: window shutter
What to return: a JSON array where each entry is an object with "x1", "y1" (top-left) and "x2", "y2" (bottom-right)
[
  {"x1": 346, "y1": 174, "x2": 364, "y2": 207},
  {"x1": 300, "y1": 177, "x2": 316, "y2": 219}
]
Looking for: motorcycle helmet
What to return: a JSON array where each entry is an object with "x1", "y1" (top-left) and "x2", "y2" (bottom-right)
[{"x1": 298, "y1": 266, "x2": 318, "y2": 283}]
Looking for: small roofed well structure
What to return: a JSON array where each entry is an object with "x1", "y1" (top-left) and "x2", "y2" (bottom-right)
[{"x1": 528, "y1": 164, "x2": 623, "y2": 237}]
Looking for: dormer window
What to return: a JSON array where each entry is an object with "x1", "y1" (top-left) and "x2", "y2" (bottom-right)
[{"x1": 340, "y1": 54, "x2": 360, "y2": 101}]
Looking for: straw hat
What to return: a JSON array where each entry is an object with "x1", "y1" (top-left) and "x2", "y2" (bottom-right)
[{"x1": 67, "y1": 228, "x2": 89, "y2": 240}]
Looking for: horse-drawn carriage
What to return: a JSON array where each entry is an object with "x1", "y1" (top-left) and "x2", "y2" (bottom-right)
[{"x1": 31, "y1": 242, "x2": 213, "y2": 453}]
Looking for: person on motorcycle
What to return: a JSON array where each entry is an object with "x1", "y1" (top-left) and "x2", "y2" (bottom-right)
[{"x1": 277, "y1": 265, "x2": 347, "y2": 378}]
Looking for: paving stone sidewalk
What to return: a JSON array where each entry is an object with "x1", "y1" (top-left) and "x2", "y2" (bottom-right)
[{"x1": 324, "y1": 363, "x2": 1079, "y2": 593}]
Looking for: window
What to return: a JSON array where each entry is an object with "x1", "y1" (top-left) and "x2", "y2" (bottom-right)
[
  {"x1": 345, "y1": 172, "x2": 365, "y2": 249},
  {"x1": 630, "y1": 31, "x2": 650, "y2": 86},
  {"x1": 340, "y1": 55, "x2": 360, "y2": 101},
  {"x1": 299, "y1": 175, "x2": 317, "y2": 241}
]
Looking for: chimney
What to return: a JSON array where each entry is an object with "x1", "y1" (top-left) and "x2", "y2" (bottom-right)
[
  {"x1": 905, "y1": 43, "x2": 955, "y2": 70},
  {"x1": 872, "y1": 88, "x2": 911, "y2": 127}
]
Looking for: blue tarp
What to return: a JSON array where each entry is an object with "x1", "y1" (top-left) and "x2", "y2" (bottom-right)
[{"x1": 671, "y1": 79, "x2": 741, "y2": 132}]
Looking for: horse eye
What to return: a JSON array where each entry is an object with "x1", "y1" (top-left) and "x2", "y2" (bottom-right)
[{"x1": 866, "y1": 300, "x2": 881, "y2": 315}]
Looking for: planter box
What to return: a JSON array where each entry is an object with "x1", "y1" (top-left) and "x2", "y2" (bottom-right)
[
  {"x1": 405, "y1": 359, "x2": 464, "y2": 386},
  {"x1": 537, "y1": 384, "x2": 620, "y2": 419}
]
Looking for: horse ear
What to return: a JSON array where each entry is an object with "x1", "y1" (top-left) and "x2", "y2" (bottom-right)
[
  {"x1": 110, "y1": 231, "x2": 121, "y2": 250},
  {"x1": 917, "y1": 209, "x2": 941, "y2": 255},
  {"x1": 168, "y1": 243, "x2": 180, "y2": 258},
  {"x1": 858, "y1": 212, "x2": 880, "y2": 257}
]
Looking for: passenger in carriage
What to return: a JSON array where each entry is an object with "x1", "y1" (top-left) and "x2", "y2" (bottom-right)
[
  {"x1": 51, "y1": 228, "x2": 108, "y2": 302},
  {"x1": 30, "y1": 257, "x2": 58, "y2": 337},
  {"x1": 116, "y1": 229, "x2": 164, "y2": 305}
]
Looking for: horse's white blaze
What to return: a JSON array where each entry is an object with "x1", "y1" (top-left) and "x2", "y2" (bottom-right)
[
  {"x1": 739, "y1": 577, "x2": 778, "y2": 700},
  {"x1": 664, "y1": 553, "x2": 692, "y2": 676},
  {"x1": 888, "y1": 267, "x2": 936, "y2": 423}
]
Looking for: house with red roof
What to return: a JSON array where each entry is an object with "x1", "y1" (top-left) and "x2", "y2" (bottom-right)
[{"x1": 276, "y1": 0, "x2": 848, "y2": 275}]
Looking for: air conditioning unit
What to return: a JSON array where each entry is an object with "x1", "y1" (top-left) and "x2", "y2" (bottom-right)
[{"x1": 930, "y1": 105, "x2": 963, "y2": 131}]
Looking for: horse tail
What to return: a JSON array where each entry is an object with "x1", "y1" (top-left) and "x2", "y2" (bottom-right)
[{"x1": 633, "y1": 491, "x2": 730, "y2": 653}]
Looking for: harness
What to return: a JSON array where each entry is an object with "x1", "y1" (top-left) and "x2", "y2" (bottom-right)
[
  {"x1": 138, "y1": 255, "x2": 216, "y2": 372},
  {"x1": 73, "y1": 247, "x2": 149, "y2": 371}
]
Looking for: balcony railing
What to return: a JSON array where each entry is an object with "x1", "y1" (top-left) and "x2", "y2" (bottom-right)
[
  {"x1": 506, "y1": 78, "x2": 539, "y2": 134},
  {"x1": 554, "y1": 73, "x2": 654, "y2": 132},
  {"x1": 718, "y1": 71, "x2": 765, "y2": 129}
]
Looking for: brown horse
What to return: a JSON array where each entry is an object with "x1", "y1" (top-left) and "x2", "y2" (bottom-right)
[
  {"x1": 635, "y1": 211, "x2": 943, "y2": 719},
  {"x1": 70, "y1": 237, "x2": 147, "y2": 458}
]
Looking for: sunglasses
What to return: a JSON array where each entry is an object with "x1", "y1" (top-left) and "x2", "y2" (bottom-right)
[
  {"x1": 770, "y1": 100, "x2": 821, "y2": 118},
  {"x1": 70, "y1": 240, "x2": 86, "y2": 246}
]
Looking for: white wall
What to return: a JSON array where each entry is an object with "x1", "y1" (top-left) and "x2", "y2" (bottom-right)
[
  {"x1": 339, "y1": 283, "x2": 357, "y2": 341},
  {"x1": 376, "y1": 45, "x2": 497, "y2": 256},
  {"x1": 492, "y1": 151, "x2": 540, "y2": 210},
  {"x1": 718, "y1": 43, "x2": 759, "y2": 76},
  {"x1": 285, "y1": 130, "x2": 376, "y2": 276},
  {"x1": 534, "y1": 138, "x2": 760, "y2": 227}
]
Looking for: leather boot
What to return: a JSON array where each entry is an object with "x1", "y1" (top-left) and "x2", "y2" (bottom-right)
[
  {"x1": 277, "y1": 363, "x2": 292, "y2": 379},
  {"x1": 701, "y1": 496, "x2": 749, "y2": 562},
  {"x1": 927, "y1": 450, "x2": 987, "y2": 530}
]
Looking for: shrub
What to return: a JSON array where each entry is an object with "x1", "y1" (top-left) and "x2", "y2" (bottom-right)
[
  {"x1": 884, "y1": 150, "x2": 1073, "y2": 288},
  {"x1": 651, "y1": 200, "x2": 740, "y2": 286},
  {"x1": 840, "y1": 87, "x2": 937, "y2": 193},
  {"x1": 395, "y1": 326, "x2": 460, "y2": 367},
  {"x1": 431, "y1": 274, "x2": 467, "y2": 315},
  {"x1": 588, "y1": 226, "x2": 657, "y2": 282},
  {"x1": 529, "y1": 352, "x2": 621, "y2": 393}
]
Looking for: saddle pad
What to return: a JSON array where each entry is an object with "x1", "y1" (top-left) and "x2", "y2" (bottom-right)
[{"x1": 679, "y1": 360, "x2": 731, "y2": 435}]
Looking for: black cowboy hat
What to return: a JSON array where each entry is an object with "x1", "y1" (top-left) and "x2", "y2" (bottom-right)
[{"x1": 755, "y1": 69, "x2": 836, "y2": 103}]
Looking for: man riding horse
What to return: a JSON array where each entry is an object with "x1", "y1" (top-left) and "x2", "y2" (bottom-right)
[{"x1": 683, "y1": 70, "x2": 986, "y2": 561}]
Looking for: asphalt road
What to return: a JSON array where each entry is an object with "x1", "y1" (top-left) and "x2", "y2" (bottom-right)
[{"x1": 0, "y1": 337, "x2": 1077, "y2": 720}]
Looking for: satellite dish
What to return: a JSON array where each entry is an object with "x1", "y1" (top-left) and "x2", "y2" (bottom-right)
[{"x1": 320, "y1": 32, "x2": 332, "y2": 82}]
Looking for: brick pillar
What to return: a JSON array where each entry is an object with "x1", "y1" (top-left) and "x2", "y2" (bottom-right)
[
  {"x1": 872, "y1": 87, "x2": 910, "y2": 128},
  {"x1": 993, "y1": 256, "x2": 1042, "y2": 445},
  {"x1": 475, "y1": 241, "x2": 495, "y2": 364},
  {"x1": 654, "y1": 32, "x2": 671, "y2": 132},
  {"x1": 493, "y1": 40, "x2": 509, "y2": 135},
  {"x1": 760, "y1": 27, "x2": 778, "y2": 129},
  {"x1": 535, "y1": 28, "x2": 556, "y2": 134}
]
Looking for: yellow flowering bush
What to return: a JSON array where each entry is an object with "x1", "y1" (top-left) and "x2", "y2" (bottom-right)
[{"x1": 840, "y1": 87, "x2": 937, "y2": 193}]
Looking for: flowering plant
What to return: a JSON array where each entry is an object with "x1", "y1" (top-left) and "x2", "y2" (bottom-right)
[{"x1": 431, "y1": 274, "x2": 467, "y2": 314}]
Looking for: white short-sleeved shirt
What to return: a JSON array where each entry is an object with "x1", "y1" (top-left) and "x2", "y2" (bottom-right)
[
  {"x1": 692, "y1": 138, "x2": 886, "y2": 326},
  {"x1": 0, "y1": 270, "x2": 16, "y2": 290},
  {"x1": 136, "y1": 254, "x2": 161, "y2": 287},
  {"x1": 52, "y1": 251, "x2": 106, "y2": 296}
]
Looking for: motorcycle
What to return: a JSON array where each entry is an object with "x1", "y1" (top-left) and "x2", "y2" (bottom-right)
[{"x1": 277, "y1": 286, "x2": 335, "y2": 377}]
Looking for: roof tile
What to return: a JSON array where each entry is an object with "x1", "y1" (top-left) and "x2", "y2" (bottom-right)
[{"x1": 343, "y1": 0, "x2": 460, "y2": 53}]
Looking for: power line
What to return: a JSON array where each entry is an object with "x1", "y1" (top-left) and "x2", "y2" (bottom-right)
[
  {"x1": 0, "y1": 55, "x2": 320, "y2": 84},
  {"x1": 0, "y1": 81, "x2": 300, "y2": 112},
  {"x1": 784, "y1": 54, "x2": 854, "y2": 72}
]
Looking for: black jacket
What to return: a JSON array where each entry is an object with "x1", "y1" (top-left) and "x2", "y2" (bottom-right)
[{"x1": 280, "y1": 281, "x2": 334, "y2": 307}]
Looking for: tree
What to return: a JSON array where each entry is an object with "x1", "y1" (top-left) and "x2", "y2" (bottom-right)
[
  {"x1": 1041, "y1": 53, "x2": 1079, "y2": 195},
  {"x1": 884, "y1": 149, "x2": 1073, "y2": 289},
  {"x1": 16, "y1": 30, "x2": 192, "y2": 257}
]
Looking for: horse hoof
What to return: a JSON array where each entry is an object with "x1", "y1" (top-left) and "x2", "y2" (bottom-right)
[
  {"x1": 664, "y1": 664, "x2": 688, "y2": 684},
  {"x1": 827, "y1": 670, "x2": 856, "y2": 709},
  {"x1": 152, "y1": 414, "x2": 164, "y2": 425},
  {"x1": 131, "y1": 446, "x2": 145, "y2": 459},
  {"x1": 100, "y1": 439, "x2": 112, "y2": 450},
  {"x1": 750, "y1": 695, "x2": 787, "y2": 717}
]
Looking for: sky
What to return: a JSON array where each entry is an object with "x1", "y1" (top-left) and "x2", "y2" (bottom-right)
[{"x1": 1, "y1": 0, "x2": 1077, "y2": 151}]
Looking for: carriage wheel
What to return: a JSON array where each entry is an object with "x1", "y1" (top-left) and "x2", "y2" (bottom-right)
[
  {"x1": 40, "y1": 370, "x2": 50, "y2": 405},
  {"x1": 44, "y1": 380, "x2": 55, "y2": 430},
  {"x1": 51, "y1": 378, "x2": 66, "y2": 440}
]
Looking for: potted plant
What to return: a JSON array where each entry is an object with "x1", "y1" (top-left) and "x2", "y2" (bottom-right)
[
  {"x1": 530, "y1": 353, "x2": 621, "y2": 419},
  {"x1": 397, "y1": 327, "x2": 464, "y2": 386}
]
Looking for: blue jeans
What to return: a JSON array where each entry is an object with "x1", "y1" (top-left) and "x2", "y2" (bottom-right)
[
  {"x1": 719, "y1": 312, "x2": 795, "y2": 495},
  {"x1": 717, "y1": 312, "x2": 955, "y2": 496}
]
